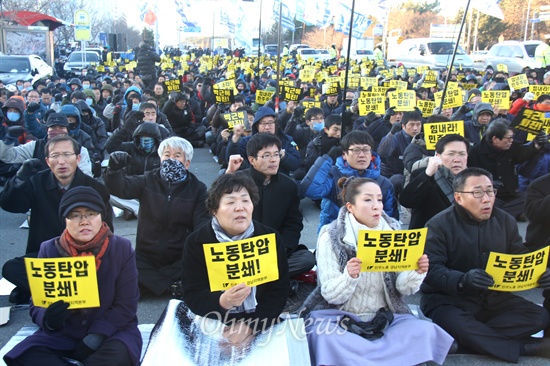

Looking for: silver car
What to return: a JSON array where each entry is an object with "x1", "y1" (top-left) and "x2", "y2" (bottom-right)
[
  {"x1": 484, "y1": 40, "x2": 543, "y2": 74},
  {"x1": 0, "y1": 55, "x2": 53, "y2": 84}
]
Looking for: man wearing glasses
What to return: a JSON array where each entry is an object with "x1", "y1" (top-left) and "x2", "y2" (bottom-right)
[
  {"x1": 468, "y1": 119, "x2": 547, "y2": 219},
  {"x1": 0, "y1": 134, "x2": 112, "y2": 304},
  {"x1": 421, "y1": 167, "x2": 550, "y2": 362}
]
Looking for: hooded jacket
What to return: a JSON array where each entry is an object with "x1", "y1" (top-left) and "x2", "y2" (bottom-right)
[
  {"x1": 2, "y1": 97, "x2": 29, "y2": 144},
  {"x1": 464, "y1": 102, "x2": 494, "y2": 146},
  {"x1": 60, "y1": 104, "x2": 96, "y2": 160},
  {"x1": 75, "y1": 100, "x2": 108, "y2": 153}
]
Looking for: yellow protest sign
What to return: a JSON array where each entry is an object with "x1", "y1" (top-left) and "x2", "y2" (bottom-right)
[
  {"x1": 529, "y1": 85, "x2": 550, "y2": 99},
  {"x1": 25, "y1": 257, "x2": 99, "y2": 309},
  {"x1": 280, "y1": 85, "x2": 301, "y2": 102},
  {"x1": 482, "y1": 90, "x2": 510, "y2": 110},
  {"x1": 417, "y1": 100, "x2": 436, "y2": 117},
  {"x1": 390, "y1": 80, "x2": 408, "y2": 90},
  {"x1": 416, "y1": 66, "x2": 429, "y2": 75},
  {"x1": 203, "y1": 233, "x2": 279, "y2": 291},
  {"x1": 256, "y1": 90, "x2": 274, "y2": 105},
  {"x1": 434, "y1": 89, "x2": 464, "y2": 109},
  {"x1": 361, "y1": 77, "x2": 378, "y2": 89},
  {"x1": 461, "y1": 83, "x2": 479, "y2": 92},
  {"x1": 164, "y1": 79, "x2": 181, "y2": 93},
  {"x1": 358, "y1": 93, "x2": 386, "y2": 115},
  {"x1": 299, "y1": 68, "x2": 314, "y2": 82},
  {"x1": 423, "y1": 70, "x2": 438, "y2": 87},
  {"x1": 325, "y1": 80, "x2": 340, "y2": 95},
  {"x1": 223, "y1": 111, "x2": 247, "y2": 132},
  {"x1": 96, "y1": 65, "x2": 105, "y2": 72},
  {"x1": 388, "y1": 90, "x2": 416, "y2": 112},
  {"x1": 511, "y1": 109, "x2": 550, "y2": 135},
  {"x1": 301, "y1": 100, "x2": 322, "y2": 113},
  {"x1": 348, "y1": 76, "x2": 361, "y2": 89},
  {"x1": 357, "y1": 228, "x2": 427, "y2": 272},
  {"x1": 424, "y1": 121, "x2": 465, "y2": 150},
  {"x1": 447, "y1": 81, "x2": 459, "y2": 90},
  {"x1": 507, "y1": 74, "x2": 529, "y2": 91},
  {"x1": 213, "y1": 81, "x2": 235, "y2": 103},
  {"x1": 225, "y1": 70, "x2": 235, "y2": 80},
  {"x1": 379, "y1": 69, "x2": 393, "y2": 80},
  {"x1": 496, "y1": 64, "x2": 508, "y2": 73},
  {"x1": 485, "y1": 246, "x2": 549, "y2": 292}
]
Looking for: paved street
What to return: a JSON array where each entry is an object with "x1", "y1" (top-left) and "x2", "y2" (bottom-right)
[{"x1": 0, "y1": 147, "x2": 547, "y2": 365}]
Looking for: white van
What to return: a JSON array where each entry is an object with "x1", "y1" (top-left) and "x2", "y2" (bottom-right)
[{"x1": 392, "y1": 38, "x2": 474, "y2": 69}]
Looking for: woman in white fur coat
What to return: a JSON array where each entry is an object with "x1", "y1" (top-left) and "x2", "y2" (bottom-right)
[{"x1": 304, "y1": 176, "x2": 455, "y2": 366}]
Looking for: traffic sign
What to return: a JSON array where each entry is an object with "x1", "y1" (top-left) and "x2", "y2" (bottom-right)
[
  {"x1": 74, "y1": 9, "x2": 91, "y2": 41},
  {"x1": 531, "y1": 18, "x2": 541, "y2": 23}
]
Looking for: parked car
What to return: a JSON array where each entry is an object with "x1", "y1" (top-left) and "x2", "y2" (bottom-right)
[
  {"x1": 0, "y1": 54, "x2": 53, "y2": 84},
  {"x1": 350, "y1": 49, "x2": 375, "y2": 61},
  {"x1": 297, "y1": 48, "x2": 332, "y2": 62},
  {"x1": 63, "y1": 51, "x2": 102, "y2": 76},
  {"x1": 470, "y1": 50, "x2": 488, "y2": 63},
  {"x1": 392, "y1": 38, "x2": 474, "y2": 69},
  {"x1": 484, "y1": 40, "x2": 543, "y2": 74},
  {"x1": 264, "y1": 44, "x2": 278, "y2": 57}
]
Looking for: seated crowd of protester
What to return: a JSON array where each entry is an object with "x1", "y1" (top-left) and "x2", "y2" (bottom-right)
[{"x1": 2, "y1": 47, "x2": 550, "y2": 365}]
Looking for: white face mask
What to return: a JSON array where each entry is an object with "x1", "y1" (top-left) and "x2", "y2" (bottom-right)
[{"x1": 86, "y1": 98, "x2": 93, "y2": 106}]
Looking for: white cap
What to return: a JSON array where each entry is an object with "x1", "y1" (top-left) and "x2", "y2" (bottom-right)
[{"x1": 524, "y1": 92, "x2": 535, "y2": 102}]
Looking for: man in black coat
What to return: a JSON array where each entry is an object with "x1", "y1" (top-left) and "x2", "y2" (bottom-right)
[
  {"x1": 136, "y1": 42, "x2": 161, "y2": 89},
  {"x1": 227, "y1": 133, "x2": 315, "y2": 278},
  {"x1": 0, "y1": 135, "x2": 113, "y2": 304}
]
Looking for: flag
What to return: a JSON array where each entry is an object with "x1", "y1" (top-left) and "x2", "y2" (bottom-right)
[
  {"x1": 272, "y1": 0, "x2": 295, "y2": 32},
  {"x1": 174, "y1": 0, "x2": 199, "y2": 27},
  {"x1": 472, "y1": 0, "x2": 504, "y2": 20}
]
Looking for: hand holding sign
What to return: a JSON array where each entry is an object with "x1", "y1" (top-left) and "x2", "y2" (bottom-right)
[
  {"x1": 539, "y1": 270, "x2": 550, "y2": 289},
  {"x1": 219, "y1": 283, "x2": 252, "y2": 310},
  {"x1": 44, "y1": 300, "x2": 70, "y2": 331},
  {"x1": 347, "y1": 257, "x2": 362, "y2": 279},
  {"x1": 461, "y1": 269, "x2": 494, "y2": 290},
  {"x1": 416, "y1": 254, "x2": 429, "y2": 274}
]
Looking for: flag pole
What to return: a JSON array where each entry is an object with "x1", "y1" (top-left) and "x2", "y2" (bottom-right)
[
  {"x1": 341, "y1": 0, "x2": 356, "y2": 119},
  {"x1": 438, "y1": 0, "x2": 471, "y2": 113},
  {"x1": 275, "y1": 0, "x2": 282, "y2": 114}
]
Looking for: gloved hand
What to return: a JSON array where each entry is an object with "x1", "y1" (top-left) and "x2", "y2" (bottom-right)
[
  {"x1": 293, "y1": 105, "x2": 305, "y2": 118},
  {"x1": 16, "y1": 158, "x2": 42, "y2": 181},
  {"x1": 390, "y1": 122, "x2": 402, "y2": 135},
  {"x1": 460, "y1": 269, "x2": 494, "y2": 290},
  {"x1": 383, "y1": 107, "x2": 396, "y2": 122},
  {"x1": 26, "y1": 102, "x2": 41, "y2": 114},
  {"x1": 112, "y1": 94, "x2": 123, "y2": 105},
  {"x1": 327, "y1": 146, "x2": 344, "y2": 163},
  {"x1": 458, "y1": 104, "x2": 471, "y2": 115},
  {"x1": 72, "y1": 334, "x2": 106, "y2": 361},
  {"x1": 122, "y1": 111, "x2": 144, "y2": 132},
  {"x1": 108, "y1": 151, "x2": 131, "y2": 171},
  {"x1": 538, "y1": 269, "x2": 550, "y2": 290},
  {"x1": 523, "y1": 92, "x2": 535, "y2": 102},
  {"x1": 365, "y1": 111, "x2": 378, "y2": 126},
  {"x1": 534, "y1": 131, "x2": 548, "y2": 149},
  {"x1": 5, "y1": 125, "x2": 25, "y2": 145},
  {"x1": 43, "y1": 300, "x2": 70, "y2": 331}
]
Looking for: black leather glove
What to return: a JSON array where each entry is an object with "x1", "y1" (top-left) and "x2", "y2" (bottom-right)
[
  {"x1": 534, "y1": 131, "x2": 548, "y2": 148},
  {"x1": 327, "y1": 146, "x2": 344, "y2": 163},
  {"x1": 365, "y1": 111, "x2": 378, "y2": 125},
  {"x1": 458, "y1": 104, "x2": 471, "y2": 115},
  {"x1": 108, "y1": 151, "x2": 131, "y2": 171},
  {"x1": 390, "y1": 122, "x2": 402, "y2": 135},
  {"x1": 122, "y1": 111, "x2": 144, "y2": 132},
  {"x1": 538, "y1": 269, "x2": 550, "y2": 290},
  {"x1": 293, "y1": 105, "x2": 305, "y2": 118},
  {"x1": 72, "y1": 334, "x2": 106, "y2": 361},
  {"x1": 16, "y1": 158, "x2": 42, "y2": 181},
  {"x1": 27, "y1": 102, "x2": 41, "y2": 114},
  {"x1": 43, "y1": 300, "x2": 70, "y2": 331},
  {"x1": 112, "y1": 94, "x2": 123, "y2": 105},
  {"x1": 383, "y1": 107, "x2": 396, "y2": 122},
  {"x1": 460, "y1": 269, "x2": 494, "y2": 290},
  {"x1": 5, "y1": 125, "x2": 25, "y2": 145}
]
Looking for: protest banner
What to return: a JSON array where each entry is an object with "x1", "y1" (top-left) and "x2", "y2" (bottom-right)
[
  {"x1": 223, "y1": 111, "x2": 247, "y2": 132},
  {"x1": 280, "y1": 85, "x2": 301, "y2": 102},
  {"x1": 482, "y1": 90, "x2": 510, "y2": 110},
  {"x1": 510, "y1": 108, "x2": 550, "y2": 135},
  {"x1": 301, "y1": 100, "x2": 322, "y2": 113},
  {"x1": 529, "y1": 85, "x2": 550, "y2": 99},
  {"x1": 434, "y1": 89, "x2": 464, "y2": 109},
  {"x1": 390, "y1": 80, "x2": 408, "y2": 90},
  {"x1": 496, "y1": 64, "x2": 508, "y2": 73},
  {"x1": 203, "y1": 233, "x2": 279, "y2": 291},
  {"x1": 25, "y1": 257, "x2": 99, "y2": 309},
  {"x1": 507, "y1": 74, "x2": 529, "y2": 91},
  {"x1": 423, "y1": 70, "x2": 438, "y2": 87},
  {"x1": 256, "y1": 90, "x2": 274, "y2": 105},
  {"x1": 357, "y1": 93, "x2": 386, "y2": 115},
  {"x1": 417, "y1": 100, "x2": 436, "y2": 117},
  {"x1": 485, "y1": 246, "x2": 549, "y2": 292},
  {"x1": 361, "y1": 77, "x2": 378, "y2": 89},
  {"x1": 299, "y1": 68, "x2": 314, "y2": 82},
  {"x1": 424, "y1": 120, "x2": 465, "y2": 150},
  {"x1": 388, "y1": 90, "x2": 416, "y2": 111},
  {"x1": 357, "y1": 228, "x2": 427, "y2": 272},
  {"x1": 213, "y1": 80, "x2": 236, "y2": 103},
  {"x1": 164, "y1": 79, "x2": 182, "y2": 93}
]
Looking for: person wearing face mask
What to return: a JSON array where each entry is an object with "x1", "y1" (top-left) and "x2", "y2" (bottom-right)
[
  {"x1": 1, "y1": 97, "x2": 29, "y2": 143},
  {"x1": 104, "y1": 137, "x2": 210, "y2": 296},
  {"x1": 284, "y1": 107, "x2": 324, "y2": 162}
]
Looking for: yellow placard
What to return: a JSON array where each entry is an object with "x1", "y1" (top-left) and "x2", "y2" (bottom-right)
[
  {"x1": 223, "y1": 111, "x2": 247, "y2": 131},
  {"x1": 96, "y1": 65, "x2": 105, "y2": 72},
  {"x1": 358, "y1": 93, "x2": 386, "y2": 115},
  {"x1": 389, "y1": 80, "x2": 408, "y2": 90},
  {"x1": 301, "y1": 100, "x2": 322, "y2": 113},
  {"x1": 164, "y1": 79, "x2": 181, "y2": 93},
  {"x1": 511, "y1": 109, "x2": 550, "y2": 135},
  {"x1": 280, "y1": 85, "x2": 301, "y2": 102},
  {"x1": 529, "y1": 85, "x2": 550, "y2": 99},
  {"x1": 25, "y1": 257, "x2": 99, "y2": 309},
  {"x1": 417, "y1": 100, "x2": 436, "y2": 117},
  {"x1": 447, "y1": 81, "x2": 459, "y2": 90},
  {"x1": 424, "y1": 121, "x2": 465, "y2": 150},
  {"x1": 325, "y1": 80, "x2": 340, "y2": 95},
  {"x1": 299, "y1": 69, "x2": 314, "y2": 82},
  {"x1": 203, "y1": 233, "x2": 279, "y2": 291},
  {"x1": 416, "y1": 66, "x2": 429, "y2": 75},
  {"x1": 507, "y1": 74, "x2": 529, "y2": 91},
  {"x1": 256, "y1": 90, "x2": 274, "y2": 105},
  {"x1": 212, "y1": 88, "x2": 234, "y2": 103},
  {"x1": 482, "y1": 90, "x2": 510, "y2": 110},
  {"x1": 388, "y1": 90, "x2": 416, "y2": 112},
  {"x1": 423, "y1": 70, "x2": 438, "y2": 87},
  {"x1": 379, "y1": 69, "x2": 393, "y2": 80},
  {"x1": 361, "y1": 77, "x2": 378, "y2": 89},
  {"x1": 485, "y1": 246, "x2": 549, "y2": 292},
  {"x1": 496, "y1": 64, "x2": 508, "y2": 73},
  {"x1": 357, "y1": 228, "x2": 427, "y2": 272},
  {"x1": 434, "y1": 89, "x2": 464, "y2": 109}
]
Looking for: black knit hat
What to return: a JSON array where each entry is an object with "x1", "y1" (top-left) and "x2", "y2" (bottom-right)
[
  {"x1": 59, "y1": 186, "x2": 105, "y2": 220},
  {"x1": 46, "y1": 113, "x2": 69, "y2": 128}
]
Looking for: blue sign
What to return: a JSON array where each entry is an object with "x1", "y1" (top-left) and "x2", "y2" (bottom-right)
[
  {"x1": 530, "y1": 18, "x2": 541, "y2": 23},
  {"x1": 183, "y1": 26, "x2": 201, "y2": 33}
]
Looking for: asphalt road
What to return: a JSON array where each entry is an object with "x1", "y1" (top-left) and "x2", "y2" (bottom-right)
[{"x1": 0, "y1": 147, "x2": 547, "y2": 365}]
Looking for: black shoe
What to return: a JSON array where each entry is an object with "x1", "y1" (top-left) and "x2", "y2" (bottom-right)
[
  {"x1": 9, "y1": 287, "x2": 30, "y2": 305},
  {"x1": 122, "y1": 209, "x2": 136, "y2": 220},
  {"x1": 448, "y1": 340, "x2": 459, "y2": 354},
  {"x1": 170, "y1": 281, "x2": 184, "y2": 299},
  {"x1": 525, "y1": 338, "x2": 550, "y2": 358}
]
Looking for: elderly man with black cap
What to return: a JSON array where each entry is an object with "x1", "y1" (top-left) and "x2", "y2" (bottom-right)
[
  {"x1": 226, "y1": 106, "x2": 301, "y2": 176},
  {"x1": 0, "y1": 134, "x2": 112, "y2": 304},
  {"x1": 162, "y1": 92, "x2": 205, "y2": 147},
  {"x1": 3, "y1": 186, "x2": 141, "y2": 366}
]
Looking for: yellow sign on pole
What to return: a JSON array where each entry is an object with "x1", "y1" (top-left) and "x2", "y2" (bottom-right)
[
  {"x1": 74, "y1": 10, "x2": 91, "y2": 42},
  {"x1": 424, "y1": 121, "x2": 465, "y2": 150},
  {"x1": 485, "y1": 246, "x2": 549, "y2": 292},
  {"x1": 482, "y1": 90, "x2": 510, "y2": 110},
  {"x1": 203, "y1": 233, "x2": 279, "y2": 291},
  {"x1": 356, "y1": 228, "x2": 427, "y2": 272},
  {"x1": 388, "y1": 90, "x2": 416, "y2": 112},
  {"x1": 25, "y1": 257, "x2": 99, "y2": 309},
  {"x1": 434, "y1": 89, "x2": 464, "y2": 109}
]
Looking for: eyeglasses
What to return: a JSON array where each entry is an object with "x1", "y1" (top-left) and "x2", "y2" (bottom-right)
[
  {"x1": 501, "y1": 136, "x2": 514, "y2": 140},
  {"x1": 347, "y1": 148, "x2": 372, "y2": 155},
  {"x1": 48, "y1": 152, "x2": 76, "y2": 160},
  {"x1": 258, "y1": 121, "x2": 276, "y2": 127},
  {"x1": 258, "y1": 152, "x2": 281, "y2": 160},
  {"x1": 67, "y1": 211, "x2": 100, "y2": 221},
  {"x1": 456, "y1": 189, "x2": 497, "y2": 198}
]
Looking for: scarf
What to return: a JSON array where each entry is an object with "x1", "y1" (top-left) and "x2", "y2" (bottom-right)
[
  {"x1": 160, "y1": 158, "x2": 187, "y2": 183},
  {"x1": 434, "y1": 166, "x2": 455, "y2": 204},
  {"x1": 211, "y1": 216, "x2": 257, "y2": 313},
  {"x1": 55, "y1": 222, "x2": 112, "y2": 270}
]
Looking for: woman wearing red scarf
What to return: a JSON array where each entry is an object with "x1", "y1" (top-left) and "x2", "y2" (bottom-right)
[{"x1": 4, "y1": 187, "x2": 142, "y2": 366}]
